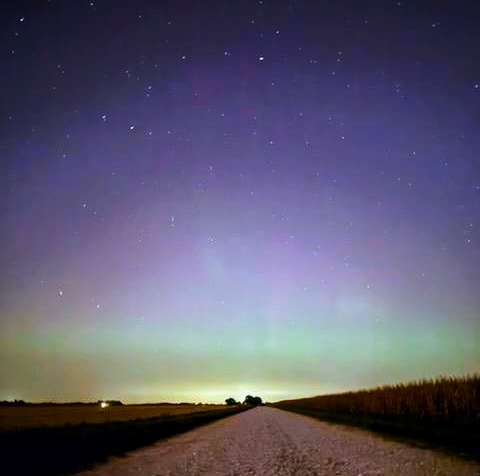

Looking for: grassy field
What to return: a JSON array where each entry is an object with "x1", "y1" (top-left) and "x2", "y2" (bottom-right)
[
  {"x1": 273, "y1": 374, "x2": 480, "y2": 459},
  {"x1": 0, "y1": 403, "x2": 225, "y2": 431},
  {"x1": 0, "y1": 403, "x2": 248, "y2": 476}
]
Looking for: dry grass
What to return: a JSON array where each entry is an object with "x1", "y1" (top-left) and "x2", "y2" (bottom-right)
[
  {"x1": 0, "y1": 405, "x2": 248, "y2": 476},
  {"x1": 276, "y1": 374, "x2": 480, "y2": 427},
  {"x1": 0, "y1": 403, "x2": 226, "y2": 432}
]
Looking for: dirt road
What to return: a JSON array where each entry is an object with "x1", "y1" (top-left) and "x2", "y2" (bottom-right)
[{"x1": 76, "y1": 407, "x2": 479, "y2": 476}]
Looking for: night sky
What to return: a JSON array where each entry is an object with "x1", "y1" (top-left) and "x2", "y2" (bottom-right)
[{"x1": 1, "y1": 0, "x2": 479, "y2": 404}]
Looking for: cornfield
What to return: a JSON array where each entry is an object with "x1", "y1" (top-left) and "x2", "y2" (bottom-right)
[{"x1": 276, "y1": 374, "x2": 480, "y2": 428}]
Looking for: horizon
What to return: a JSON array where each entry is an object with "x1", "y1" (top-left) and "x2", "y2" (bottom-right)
[
  {"x1": 2, "y1": 372, "x2": 477, "y2": 406},
  {"x1": 1, "y1": 0, "x2": 479, "y2": 404},
  {"x1": 3, "y1": 371, "x2": 478, "y2": 405}
]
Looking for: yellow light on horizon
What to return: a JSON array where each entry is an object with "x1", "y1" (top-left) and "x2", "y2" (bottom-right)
[{"x1": 100, "y1": 401, "x2": 109, "y2": 408}]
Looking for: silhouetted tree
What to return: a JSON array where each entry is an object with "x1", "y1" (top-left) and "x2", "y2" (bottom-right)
[
  {"x1": 225, "y1": 397, "x2": 239, "y2": 406},
  {"x1": 243, "y1": 395, "x2": 262, "y2": 405},
  {"x1": 0, "y1": 399, "x2": 26, "y2": 406},
  {"x1": 252, "y1": 396, "x2": 262, "y2": 405}
]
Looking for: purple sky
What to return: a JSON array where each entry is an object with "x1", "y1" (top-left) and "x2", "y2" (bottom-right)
[{"x1": 1, "y1": 0, "x2": 479, "y2": 403}]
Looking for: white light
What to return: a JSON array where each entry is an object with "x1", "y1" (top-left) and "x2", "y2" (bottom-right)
[{"x1": 100, "y1": 401, "x2": 109, "y2": 408}]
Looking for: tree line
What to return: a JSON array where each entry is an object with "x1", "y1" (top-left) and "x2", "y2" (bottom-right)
[{"x1": 225, "y1": 395, "x2": 263, "y2": 406}]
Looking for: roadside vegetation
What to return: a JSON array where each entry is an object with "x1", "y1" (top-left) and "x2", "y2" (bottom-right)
[
  {"x1": 273, "y1": 374, "x2": 480, "y2": 459},
  {"x1": 0, "y1": 403, "x2": 249, "y2": 476}
]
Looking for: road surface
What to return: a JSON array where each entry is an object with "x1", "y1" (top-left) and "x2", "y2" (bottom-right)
[{"x1": 76, "y1": 407, "x2": 480, "y2": 476}]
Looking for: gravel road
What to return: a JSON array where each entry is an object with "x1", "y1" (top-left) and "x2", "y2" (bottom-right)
[{"x1": 76, "y1": 407, "x2": 480, "y2": 476}]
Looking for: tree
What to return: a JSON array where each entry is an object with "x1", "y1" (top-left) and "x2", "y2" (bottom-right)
[
  {"x1": 225, "y1": 397, "x2": 239, "y2": 406},
  {"x1": 243, "y1": 395, "x2": 262, "y2": 405},
  {"x1": 252, "y1": 396, "x2": 263, "y2": 405}
]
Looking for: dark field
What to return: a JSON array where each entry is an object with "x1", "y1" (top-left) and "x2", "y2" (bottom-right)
[
  {"x1": 0, "y1": 403, "x2": 226, "y2": 431},
  {"x1": 273, "y1": 374, "x2": 480, "y2": 459},
  {"x1": 0, "y1": 403, "x2": 248, "y2": 476}
]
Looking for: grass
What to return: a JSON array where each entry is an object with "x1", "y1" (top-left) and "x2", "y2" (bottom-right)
[
  {"x1": 0, "y1": 404, "x2": 248, "y2": 476},
  {"x1": 272, "y1": 374, "x2": 480, "y2": 460},
  {"x1": 0, "y1": 403, "x2": 226, "y2": 431}
]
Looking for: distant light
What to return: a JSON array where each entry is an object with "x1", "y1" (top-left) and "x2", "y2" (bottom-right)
[{"x1": 100, "y1": 401, "x2": 109, "y2": 408}]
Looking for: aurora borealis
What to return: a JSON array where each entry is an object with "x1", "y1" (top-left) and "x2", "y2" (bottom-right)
[{"x1": 1, "y1": 0, "x2": 479, "y2": 403}]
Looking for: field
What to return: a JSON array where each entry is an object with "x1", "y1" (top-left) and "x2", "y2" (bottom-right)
[
  {"x1": 273, "y1": 374, "x2": 480, "y2": 458},
  {"x1": 0, "y1": 403, "x2": 225, "y2": 432},
  {"x1": 0, "y1": 403, "x2": 248, "y2": 476}
]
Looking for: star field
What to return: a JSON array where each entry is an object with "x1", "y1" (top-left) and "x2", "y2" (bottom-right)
[{"x1": 1, "y1": 0, "x2": 479, "y2": 403}]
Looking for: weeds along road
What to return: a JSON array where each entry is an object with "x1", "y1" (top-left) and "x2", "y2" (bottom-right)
[{"x1": 76, "y1": 407, "x2": 479, "y2": 476}]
